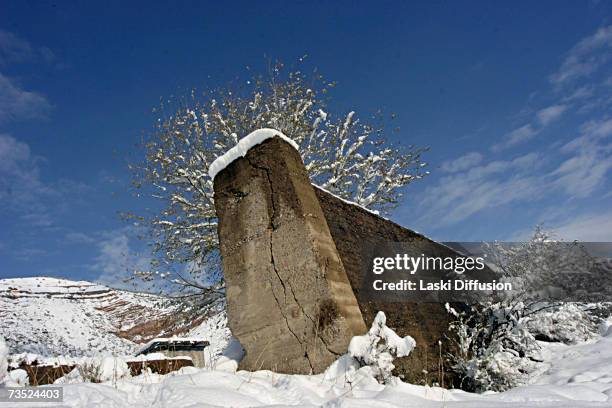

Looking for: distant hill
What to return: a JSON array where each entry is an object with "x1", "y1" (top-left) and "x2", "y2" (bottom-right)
[{"x1": 0, "y1": 277, "x2": 229, "y2": 357}]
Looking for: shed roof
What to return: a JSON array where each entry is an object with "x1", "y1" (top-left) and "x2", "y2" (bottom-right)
[{"x1": 135, "y1": 337, "x2": 210, "y2": 356}]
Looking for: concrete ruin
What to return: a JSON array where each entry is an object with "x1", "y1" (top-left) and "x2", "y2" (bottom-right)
[
  {"x1": 214, "y1": 136, "x2": 366, "y2": 374},
  {"x1": 213, "y1": 134, "x2": 477, "y2": 383}
]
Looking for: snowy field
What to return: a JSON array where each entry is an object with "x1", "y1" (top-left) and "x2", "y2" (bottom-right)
[{"x1": 1, "y1": 317, "x2": 611, "y2": 408}]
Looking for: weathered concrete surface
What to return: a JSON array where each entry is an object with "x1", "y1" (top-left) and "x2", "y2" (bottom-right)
[
  {"x1": 214, "y1": 137, "x2": 367, "y2": 374},
  {"x1": 315, "y1": 187, "x2": 465, "y2": 385}
]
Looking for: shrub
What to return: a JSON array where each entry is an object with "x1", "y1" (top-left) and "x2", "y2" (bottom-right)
[
  {"x1": 77, "y1": 360, "x2": 103, "y2": 383},
  {"x1": 348, "y1": 311, "x2": 416, "y2": 384},
  {"x1": 523, "y1": 303, "x2": 597, "y2": 344},
  {"x1": 445, "y1": 303, "x2": 542, "y2": 392}
]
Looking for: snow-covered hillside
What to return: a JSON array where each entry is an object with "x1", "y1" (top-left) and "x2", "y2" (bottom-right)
[{"x1": 0, "y1": 277, "x2": 228, "y2": 357}]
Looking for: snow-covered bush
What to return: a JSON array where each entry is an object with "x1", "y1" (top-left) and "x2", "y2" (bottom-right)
[
  {"x1": 128, "y1": 60, "x2": 428, "y2": 291},
  {"x1": 446, "y1": 227, "x2": 603, "y2": 392},
  {"x1": 76, "y1": 360, "x2": 103, "y2": 383},
  {"x1": 76, "y1": 357, "x2": 130, "y2": 384},
  {"x1": 445, "y1": 303, "x2": 542, "y2": 392},
  {"x1": 446, "y1": 301, "x2": 599, "y2": 392},
  {"x1": 0, "y1": 336, "x2": 8, "y2": 384},
  {"x1": 524, "y1": 303, "x2": 597, "y2": 344},
  {"x1": 348, "y1": 311, "x2": 416, "y2": 384}
]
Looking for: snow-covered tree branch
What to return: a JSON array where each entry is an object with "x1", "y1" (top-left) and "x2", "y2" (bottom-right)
[
  {"x1": 485, "y1": 226, "x2": 598, "y2": 303},
  {"x1": 128, "y1": 61, "x2": 428, "y2": 290}
]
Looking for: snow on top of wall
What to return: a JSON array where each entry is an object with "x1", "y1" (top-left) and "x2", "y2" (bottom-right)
[
  {"x1": 313, "y1": 186, "x2": 464, "y2": 252},
  {"x1": 206, "y1": 129, "x2": 385, "y2": 221},
  {"x1": 208, "y1": 128, "x2": 299, "y2": 180},
  {"x1": 128, "y1": 353, "x2": 193, "y2": 362},
  {"x1": 8, "y1": 351, "x2": 193, "y2": 369},
  {"x1": 140, "y1": 336, "x2": 210, "y2": 345},
  {"x1": 312, "y1": 184, "x2": 382, "y2": 217}
]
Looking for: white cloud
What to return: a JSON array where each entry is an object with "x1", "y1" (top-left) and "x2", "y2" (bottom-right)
[
  {"x1": 417, "y1": 26, "x2": 612, "y2": 234},
  {"x1": 440, "y1": 152, "x2": 483, "y2": 173},
  {"x1": 0, "y1": 29, "x2": 55, "y2": 123},
  {"x1": 493, "y1": 26, "x2": 612, "y2": 151},
  {"x1": 92, "y1": 229, "x2": 151, "y2": 290},
  {"x1": 536, "y1": 104, "x2": 567, "y2": 126},
  {"x1": 417, "y1": 153, "x2": 542, "y2": 226},
  {"x1": 0, "y1": 134, "x2": 52, "y2": 207},
  {"x1": 0, "y1": 134, "x2": 88, "y2": 227},
  {"x1": 0, "y1": 30, "x2": 32, "y2": 65},
  {"x1": 506, "y1": 124, "x2": 538, "y2": 145},
  {"x1": 579, "y1": 117, "x2": 612, "y2": 139},
  {"x1": 492, "y1": 106, "x2": 566, "y2": 152},
  {"x1": 0, "y1": 29, "x2": 56, "y2": 66},
  {"x1": 492, "y1": 124, "x2": 538, "y2": 151},
  {"x1": 418, "y1": 115, "x2": 612, "y2": 229},
  {"x1": 0, "y1": 73, "x2": 51, "y2": 123},
  {"x1": 552, "y1": 118, "x2": 612, "y2": 197},
  {"x1": 562, "y1": 86, "x2": 594, "y2": 102},
  {"x1": 0, "y1": 132, "x2": 31, "y2": 169},
  {"x1": 552, "y1": 211, "x2": 612, "y2": 241},
  {"x1": 550, "y1": 25, "x2": 612, "y2": 86}
]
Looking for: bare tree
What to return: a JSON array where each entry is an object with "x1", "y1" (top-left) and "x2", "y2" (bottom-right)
[
  {"x1": 128, "y1": 61, "x2": 428, "y2": 291},
  {"x1": 487, "y1": 226, "x2": 597, "y2": 303}
]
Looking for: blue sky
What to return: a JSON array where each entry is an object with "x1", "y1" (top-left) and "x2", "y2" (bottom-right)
[{"x1": 1, "y1": 1, "x2": 611, "y2": 287}]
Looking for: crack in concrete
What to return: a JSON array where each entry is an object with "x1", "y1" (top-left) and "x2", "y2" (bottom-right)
[{"x1": 246, "y1": 156, "x2": 315, "y2": 374}]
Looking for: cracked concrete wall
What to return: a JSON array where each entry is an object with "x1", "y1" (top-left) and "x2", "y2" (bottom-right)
[
  {"x1": 316, "y1": 189, "x2": 459, "y2": 385},
  {"x1": 315, "y1": 188, "x2": 472, "y2": 385},
  {"x1": 214, "y1": 137, "x2": 367, "y2": 374}
]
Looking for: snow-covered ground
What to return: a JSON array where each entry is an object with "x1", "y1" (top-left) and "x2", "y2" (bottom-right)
[
  {"x1": 1, "y1": 318, "x2": 611, "y2": 407},
  {"x1": 2, "y1": 277, "x2": 611, "y2": 407}
]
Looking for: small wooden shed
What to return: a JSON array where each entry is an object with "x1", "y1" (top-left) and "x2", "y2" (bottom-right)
[{"x1": 135, "y1": 337, "x2": 210, "y2": 368}]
